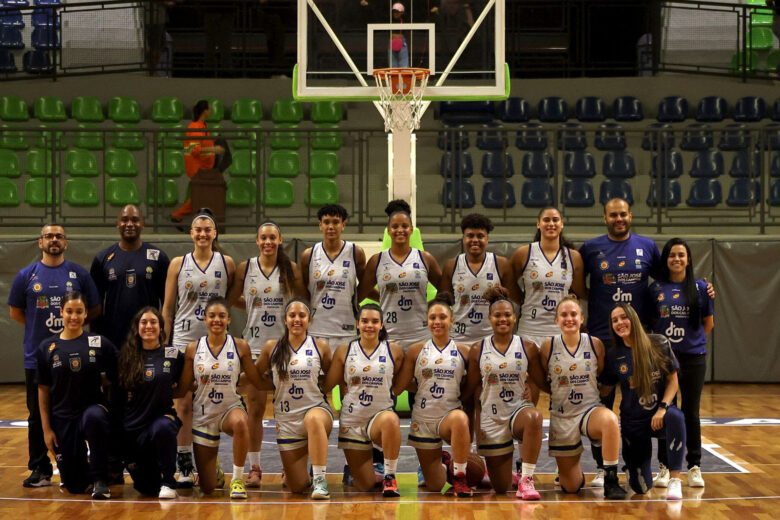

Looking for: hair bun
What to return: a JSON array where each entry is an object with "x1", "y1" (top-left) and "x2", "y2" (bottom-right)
[{"x1": 384, "y1": 199, "x2": 412, "y2": 217}]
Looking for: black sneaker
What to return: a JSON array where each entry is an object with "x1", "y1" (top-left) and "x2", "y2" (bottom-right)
[
  {"x1": 603, "y1": 467, "x2": 627, "y2": 500},
  {"x1": 91, "y1": 480, "x2": 111, "y2": 500},
  {"x1": 22, "y1": 469, "x2": 52, "y2": 488},
  {"x1": 176, "y1": 452, "x2": 195, "y2": 489}
]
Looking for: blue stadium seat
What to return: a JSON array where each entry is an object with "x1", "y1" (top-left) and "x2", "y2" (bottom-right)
[
  {"x1": 575, "y1": 96, "x2": 606, "y2": 122},
  {"x1": 521, "y1": 178, "x2": 554, "y2": 207},
  {"x1": 496, "y1": 97, "x2": 530, "y2": 123},
  {"x1": 602, "y1": 151, "x2": 636, "y2": 179},
  {"x1": 35, "y1": 0, "x2": 61, "y2": 5},
  {"x1": 442, "y1": 180, "x2": 476, "y2": 208},
  {"x1": 600, "y1": 179, "x2": 634, "y2": 205},
  {"x1": 594, "y1": 123, "x2": 626, "y2": 151},
  {"x1": 0, "y1": 27, "x2": 23, "y2": 49},
  {"x1": 476, "y1": 124, "x2": 508, "y2": 150},
  {"x1": 562, "y1": 178, "x2": 595, "y2": 207},
  {"x1": 696, "y1": 96, "x2": 728, "y2": 122},
  {"x1": 687, "y1": 178, "x2": 722, "y2": 207},
  {"x1": 521, "y1": 151, "x2": 554, "y2": 178},
  {"x1": 481, "y1": 180, "x2": 516, "y2": 208},
  {"x1": 642, "y1": 122, "x2": 675, "y2": 151},
  {"x1": 651, "y1": 151, "x2": 683, "y2": 179},
  {"x1": 439, "y1": 101, "x2": 495, "y2": 125},
  {"x1": 538, "y1": 97, "x2": 568, "y2": 123},
  {"x1": 5, "y1": 0, "x2": 31, "y2": 5},
  {"x1": 563, "y1": 150, "x2": 596, "y2": 178},
  {"x1": 439, "y1": 150, "x2": 473, "y2": 179},
  {"x1": 0, "y1": 9, "x2": 24, "y2": 28},
  {"x1": 437, "y1": 126, "x2": 469, "y2": 150},
  {"x1": 556, "y1": 122, "x2": 587, "y2": 151},
  {"x1": 729, "y1": 149, "x2": 760, "y2": 178},
  {"x1": 718, "y1": 123, "x2": 750, "y2": 150},
  {"x1": 726, "y1": 178, "x2": 761, "y2": 206},
  {"x1": 515, "y1": 123, "x2": 547, "y2": 150},
  {"x1": 613, "y1": 96, "x2": 643, "y2": 122},
  {"x1": 689, "y1": 150, "x2": 724, "y2": 178},
  {"x1": 734, "y1": 96, "x2": 766, "y2": 122},
  {"x1": 31, "y1": 26, "x2": 58, "y2": 49},
  {"x1": 680, "y1": 123, "x2": 713, "y2": 151},
  {"x1": 31, "y1": 8, "x2": 58, "y2": 27},
  {"x1": 480, "y1": 151, "x2": 515, "y2": 178},
  {"x1": 763, "y1": 123, "x2": 780, "y2": 150},
  {"x1": 647, "y1": 179, "x2": 682, "y2": 207},
  {"x1": 771, "y1": 152, "x2": 780, "y2": 177},
  {"x1": 0, "y1": 49, "x2": 15, "y2": 72},
  {"x1": 23, "y1": 50, "x2": 51, "y2": 73},
  {"x1": 769, "y1": 179, "x2": 780, "y2": 206},
  {"x1": 657, "y1": 96, "x2": 689, "y2": 122}
]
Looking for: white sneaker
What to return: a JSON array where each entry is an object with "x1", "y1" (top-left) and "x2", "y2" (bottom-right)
[
  {"x1": 667, "y1": 477, "x2": 682, "y2": 500},
  {"x1": 590, "y1": 468, "x2": 605, "y2": 488},
  {"x1": 654, "y1": 464, "x2": 670, "y2": 488},
  {"x1": 158, "y1": 485, "x2": 178, "y2": 499},
  {"x1": 688, "y1": 466, "x2": 705, "y2": 488}
]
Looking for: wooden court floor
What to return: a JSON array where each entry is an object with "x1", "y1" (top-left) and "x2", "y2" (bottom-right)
[{"x1": 0, "y1": 383, "x2": 778, "y2": 519}]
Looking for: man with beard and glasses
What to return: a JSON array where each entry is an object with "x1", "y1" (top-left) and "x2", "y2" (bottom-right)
[{"x1": 8, "y1": 224, "x2": 100, "y2": 488}]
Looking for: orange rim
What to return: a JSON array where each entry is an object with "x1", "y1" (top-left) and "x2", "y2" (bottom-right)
[{"x1": 373, "y1": 67, "x2": 430, "y2": 95}]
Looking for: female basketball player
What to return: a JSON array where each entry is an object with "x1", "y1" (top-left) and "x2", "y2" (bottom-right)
[
  {"x1": 176, "y1": 297, "x2": 262, "y2": 499},
  {"x1": 324, "y1": 303, "x2": 404, "y2": 496},
  {"x1": 540, "y1": 295, "x2": 627, "y2": 500},
  {"x1": 37, "y1": 292, "x2": 117, "y2": 499},
  {"x1": 464, "y1": 287, "x2": 544, "y2": 500},
  {"x1": 119, "y1": 307, "x2": 183, "y2": 499},
  {"x1": 439, "y1": 214, "x2": 518, "y2": 344},
  {"x1": 601, "y1": 303, "x2": 687, "y2": 500},
  {"x1": 256, "y1": 299, "x2": 334, "y2": 500},
  {"x1": 394, "y1": 293, "x2": 473, "y2": 497},
  {"x1": 228, "y1": 221, "x2": 303, "y2": 487},
  {"x1": 359, "y1": 199, "x2": 442, "y2": 349},
  {"x1": 162, "y1": 209, "x2": 235, "y2": 486},
  {"x1": 650, "y1": 238, "x2": 714, "y2": 488}
]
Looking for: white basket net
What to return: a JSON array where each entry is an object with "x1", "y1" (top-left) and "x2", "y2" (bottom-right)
[{"x1": 373, "y1": 68, "x2": 430, "y2": 133}]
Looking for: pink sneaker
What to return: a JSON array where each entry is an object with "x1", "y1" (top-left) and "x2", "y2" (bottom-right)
[
  {"x1": 512, "y1": 471, "x2": 520, "y2": 489},
  {"x1": 516, "y1": 475, "x2": 541, "y2": 500},
  {"x1": 246, "y1": 464, "x2": 262, "y2": 488}
]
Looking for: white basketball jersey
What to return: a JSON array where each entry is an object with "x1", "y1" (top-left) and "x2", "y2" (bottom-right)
[
  {"x1": 479, "y1": 335, "x2": 531, "y2": 422},
  {"x1": 517, "y1": 243, "x2": 573, "y2": 337},
  {"x1": 340, "y1": 340, "x2": 395, "y2": 426},
  {"x1": 173, "y1": 252, "x2": 228, "y2": 349},
  {"x1": 451, "y1": 253, "x2": 502, "y2": 343},
  {"x1": 243, "y1": 258, "x2": 287, "y2": 355},
  {"x1": 548, "y1": 333, "x2": 600, "y2": 418},
  {"x1": 192, "y1": 335, "x2": 242, "y2": 424},
  {"x1": 308, "y1": 241, "x2": 358, "y2": 339},
  {"x1": 413, "y1": 339, "x2": 467, "y2": 421},
  {"x1": 271, "y1": 336, "x2": 328, "y2": 417},
  {"x1": 377, "y1": 249, "x2": 429, "y2": 345}
]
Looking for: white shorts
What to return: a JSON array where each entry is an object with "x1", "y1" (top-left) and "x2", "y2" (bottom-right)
[
  {"x1": 477, "y1": 402, "x2": 534, "y2": 457},
  {"x1": 338, "y1": 409, "x2": 395, "y2": 451},
  {"x1": 192, "y1": 401, "x2": 246, "y2": 448},
  {"x1": 276, "y1": 404, "x2": 334, "y2": 452},
  {"x1": 548, "y1": 405, "x2": 602, "y2": 458},
  {"x1": 408, "y1": 408, "x2": 463, "y2": 450}
]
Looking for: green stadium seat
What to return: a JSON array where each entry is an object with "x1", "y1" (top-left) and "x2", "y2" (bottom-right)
[
  {"x1": 157, "y1": 149, "x2": 185, "y2": 177},
  {"x1": 271, "y1": 99, "x2": 303, "y2": 124},
  {"x1": 747, "y1": 0, "x2": 774, "y2": 27},
  {"x1": 0, "y1": 96, "x2": 29, "y2": 122},
  {"x1": 311, "y1": 124, "x2": 344, "y2": 150},
  {"x1": 226, "y1": 178, "x2": 256, "y2": 207},
  {"x1": 230, "y1": 149, "x2": 256, "y2": 177},
  {"x1": 34, "y1": 96, "x2": 67, "y2": 122},
  {"x1": 108, "y1": 96, "x2": 141, "y2": 123},
  {"x1": 731, "y1": 51, "x2": 760, "y2": 74},
  {"x1": 64, "y1": 178, "x2": 99, "y2": 207},
  {"x1": 231, "y1": 98, "x2": 262, "y2": 124},
  {"x1": 65, "y1": 148, "x2": 98, "y2": 177},
  {"x1": 310, "y1": 101, "x2": 343, "y2": 124},
  {"x1": 105, "y1": 148, "x2": 137, "y2": 177},
  {"x1": 0, "y1": 178, "x2": 19, "y2": 206},
  {"x1": 32, "y1": 125, "x2": 66, "y2": 150},
  {"x1": 112, "y1": 124, "x2": 145, "y2": 150},
  {"x1": 270, "y1": 124, "x2": 300, "y2": 150},
  {"x1": 748, "y1": 27, "x2": 774, "y2": 50},
  {"x1": 305, "y1": 178, "x2": 339, "y2": 206},
  {"x1": 309, "y1": 151, "x2": 339, "y2": 178},
  {"x1": 74, "y1": 123, "x2": 104, "y2": 150},
  {"x1": 157, "y1": 122, "x2": 185, "y2": 149},
  {"x1": 0, "y1": 149, "x2": 20, "y2": 178},
  {"x1": 71, "y1": 96, "x2": 105, "y2": 123},
  {"x1": 146, "y1": 178, "x2": 179, "y2": 207},
  {"x1": 268, "y1": 150, "x2": 300, "y2": 178},
  {"x1": 204, "y1": 98, "x2": 224, "y2": 123},
  {"x1": 26, "y1": 148, "x2": 53, "y2": 177},
  {"x1": 106, "y1": 178, "x2": 140, "y2": 206},
  {"x1": 0, "y1": 126, "x2": 29, "y2": 150},
  {"x1": 263, "y1": 178, "x2": 293, "y2": 207},
  {"x1": 768, "y1": 50, "x2": 780, "y2": 72},
  {"x1": 24, "y1": 178, "x2": 53, "y2": 207},
  {"x1": 151, "y1": 96, "x2": 183, "y2": 124}
]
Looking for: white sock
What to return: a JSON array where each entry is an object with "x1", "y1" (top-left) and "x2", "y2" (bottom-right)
[
  {"x1": 177, "y1": 445, "x2": 192, "y2": 455},
  {"x1": 453, "y1": 462, "x2": 467, "y2": 476},
  {"x1": 604, "y1": 459, "x2": 619, "y2": 467},
  {"x1": 233, "y1": 465, "x2": 244, "y2": 480},
  {"x1": 248, "y1": 452, "x2": 261, "y2": 468},
  {"x1": 384, "y1": 459, "x2": 398, "y2": 476},
  {"x1": 521, "y1": 463, "x2": 536, "y2": 477},
  {"x1": 312, "y1": 465, "x2": 327, "y2": 479}
]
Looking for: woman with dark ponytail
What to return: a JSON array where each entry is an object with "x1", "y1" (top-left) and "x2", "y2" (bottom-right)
[
  {"x1": 227, "y1": 221, "x2": 304, "y2": 487},
  {"x1": 324, "y1": 303, "x2": 404, "y2": 496},
  {"x1": 255, "y1": 298, "x2": 334, "y2": 500}
]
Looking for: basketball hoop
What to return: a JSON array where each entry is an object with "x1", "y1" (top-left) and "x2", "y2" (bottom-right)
[{"x1": 373, "y1": 67, "x2": 430, "y2": 133}]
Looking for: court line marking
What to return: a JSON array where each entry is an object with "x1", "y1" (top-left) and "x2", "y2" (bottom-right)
[{"x1": 702, "y1": 442, "x2": 749, "y2": 473}]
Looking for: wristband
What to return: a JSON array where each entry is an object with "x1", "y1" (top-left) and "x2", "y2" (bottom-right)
[{"x1": 658, "y1": 401, "x2": 669, "y2": 410}]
